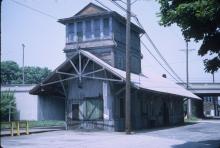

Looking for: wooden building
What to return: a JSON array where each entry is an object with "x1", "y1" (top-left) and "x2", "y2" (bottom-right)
[{"x1": 30, "y1": 3, "x2": 199, "y2": 131}]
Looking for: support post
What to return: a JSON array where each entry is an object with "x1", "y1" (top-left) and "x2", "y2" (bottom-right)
[
  {"x1": 125, "y1": 0, "x2": 131, "y2": 134},
  {"x1": 58, "y1": 74, "x2": 68, "y2": 130},
  {"x1": 11, "y1": 122, "x2": 14, "y2": 136},
  {"x1": 26, "y1": 121, "x2": 29, "y2": 135},
  {"x1": 9, "y1": 106, "x2": 11, "y2": 122},
  {"x1": 16, "y1": 121, "x2": 20, "y2": 136}
]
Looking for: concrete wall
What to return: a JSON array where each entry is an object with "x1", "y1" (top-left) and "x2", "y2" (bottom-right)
[
  {"x1": 1, "y1": 85, "x2": 38, "y2": 121},
  {"x1": 15, "y1": 92, "x2": 38, "y2": 120},
  {"x1": 38, "y1": 95, "x2": 65, "y2": 120}
]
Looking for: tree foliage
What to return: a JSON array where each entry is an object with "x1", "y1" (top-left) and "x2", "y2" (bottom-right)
[
  {"x1": 1, "y1": 61, "x2": 22, "y2": 84},
  {"x1": 1, "y1": 61, "x2": 51, "y2": 85},
  {"x1": 24, "y1": 66, "x2": 51, "y2": 84},
  {"x1": 0, "y1": 90, "x2": 16, "y2": 120},
  {"x1": 157, "y1": 0, "x2": 220, "y2": 73}
]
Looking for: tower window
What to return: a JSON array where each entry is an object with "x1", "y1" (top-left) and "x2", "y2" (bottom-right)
[
  {"x1": 94, "y1": 19, "x2": 100, "y2": 38},
  {"x1": 67, "y1": 23, "x2": 74, "y2": 43},
  {"x1": 77, "y1": 22, "x2": 83, "y2": 42},
  {"x1": 85, "y1": 20, "x2": 92, "y2": 39},
  {"x1": 103, "y1": 18, "x2": 109, "y2": 37}
]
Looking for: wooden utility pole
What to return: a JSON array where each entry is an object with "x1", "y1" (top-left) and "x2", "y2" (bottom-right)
[
  {"x1": 125, "y1": 0, "x2": 131, "y2": 134},
  {"x1": 0, "y1": 0, "x2": 2, "y2": 58}
]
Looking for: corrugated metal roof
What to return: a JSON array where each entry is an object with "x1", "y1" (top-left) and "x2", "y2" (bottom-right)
[
  {"x1": 30, "y1": 50, "x2": 200, "y2": 99},
  {"x1": 80, "y1": 50, "x2": 200, "y2": 99}
]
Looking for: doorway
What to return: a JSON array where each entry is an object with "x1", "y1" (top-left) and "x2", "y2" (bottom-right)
[
  {"x1": 163, "y1": 102, "x2": 169, "y2": 126},
  {"x1": 72, "y1": 104, "x2": 79, "y2": 120}
]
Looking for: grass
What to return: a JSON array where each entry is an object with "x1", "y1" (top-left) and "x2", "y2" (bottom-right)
[
  {"x1": 184, "y1": 116, "x2": 199, "y2": 123},
  {"x1": 0, "y1": 120, "x2": 65, "y2": 130}
]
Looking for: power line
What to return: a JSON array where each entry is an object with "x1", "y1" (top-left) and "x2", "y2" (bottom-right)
[
  {"x1": 134, "y1": 17, "x2": 185, "y2": 83},
  {"x1": 10, "y1": 0, "x2": 58, "y2": 20},
  {"x1": 99, "y1": 0, "x2": 180, "y2": 82},
  {"x1": 95, "y1": 0, "x2": 178, "y2": 82},
  {"x1": 94, "y1": 0, "x2": 112, "y2": 11},
  {"x1": 141, "y1": 40, "x2": 180, "y2": 82},
  {"x1": 109, "y1": 1, "x2": 205, "y2": 90},
  {"x1": 108, "y1": 0, "x2": 185, "y2": 83},
  {"x1": 95, "y1": 0, "x2": 182, "y2": 82}
]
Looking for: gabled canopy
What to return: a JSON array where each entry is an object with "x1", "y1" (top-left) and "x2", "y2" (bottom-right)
[{"x1": 30, "y1": 50, "x2": 200, "y2": 100}]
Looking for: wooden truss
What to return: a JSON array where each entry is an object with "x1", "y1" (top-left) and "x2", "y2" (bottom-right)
[{"x1": 40, "y1": 50, "x2": 124, "y2": 88}]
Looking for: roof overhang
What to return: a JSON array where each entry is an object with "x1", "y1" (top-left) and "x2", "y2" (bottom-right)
[
  {"x1": 58, "y1": 11, "x2": 145, "y2": 34},
  {"x1": 30, "y1": 50, "x2": 200, "y2": 100}
]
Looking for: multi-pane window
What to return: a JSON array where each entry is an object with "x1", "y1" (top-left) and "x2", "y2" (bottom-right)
[
  {"x1": 77, "y1": 22, "x2": 83, "y2": 42},
  {"x1": 94, "y1": 19, "x2": 100, "y2": 38},
  {"x1": 66, "y1": 18, "x2": 111, "y2": 43},
  {"x1": 85, "y1": 20, "x2": 92, "y2": 39},
  {"x1": 67, "y1": 23, "x2": 74, "y2": 43},
  {"x1": 103, "y1": 18, "x2": 109, "y2": 37}
]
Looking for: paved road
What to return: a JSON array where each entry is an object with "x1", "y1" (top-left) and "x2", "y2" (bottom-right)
[
  {"x1": 138, "y1": 121, "x2": 220, "y2": 148},
  {"x1": 1, "y1": 121, "x2": 220, "y2": 148}
]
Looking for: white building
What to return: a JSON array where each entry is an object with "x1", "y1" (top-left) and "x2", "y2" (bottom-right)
[{"x1": 1, "y1": 84, "x2": 64, "y2": 121}]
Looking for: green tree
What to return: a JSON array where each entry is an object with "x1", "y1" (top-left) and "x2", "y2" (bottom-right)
[
  {"x1": 157, "y1": 0, "x2": 220, "y2": 73},
  {"x1": 24, "y1": 66, "x2": 51, "y2": 84},
  {"x1": 0, "y1": 90, "x2": 16, "y2": 121},
  {"x1": 1, "y1": 61, "x2": 22, "y2": 84},
  {"x1": 1, "y1": 61, "x2": 51, "y2": 84}
]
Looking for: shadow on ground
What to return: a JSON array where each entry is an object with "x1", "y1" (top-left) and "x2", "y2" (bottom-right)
[
  {"x1": 172, "y1": 139, "x2": 220, "y2": 148},
  {"x1": 135, "y1": 122, "x2": 198, "y2": 134}
]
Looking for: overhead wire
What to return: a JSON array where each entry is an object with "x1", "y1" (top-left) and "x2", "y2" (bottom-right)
[
  {"x1": 9, "y1": 0, "x2": 58, "y2": 20},
  {"x1": 106, "y1": 0, "x2": 185, "y2": 83},
  {"x1": 134, "y1": 17, "x2": 185, "y2": 83},
  {"x1": 141, "y1": 40, "x2": 180, "y2": 82},
  {"x1": 10, "y1": 0, "x2": 187, "y2": 83},
  {"x1": 108, "y1": 1, "x2": 204, "y2": 90},
  {"x1": 94, "y1": 0, "x2": 112, "y2": 11},
  {"x1": 107, "y1": 0, "x2": 186, "y2": 83}
]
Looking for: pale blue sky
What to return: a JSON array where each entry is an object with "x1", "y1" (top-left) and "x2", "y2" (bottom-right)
[{"x1": 2, "y1": 0, "x2": 220, "y2": 83}]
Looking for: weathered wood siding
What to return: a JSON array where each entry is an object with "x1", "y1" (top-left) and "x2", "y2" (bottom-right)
[
  {"x1": 112, "y1": 18, "x2": 141, "y2": 74},
  {"x1": 38, "y1": 95, "x2": 65, "y2": 120},
  {"x1": 113, "y1": 89, "x2": 184, "y2": 131}
]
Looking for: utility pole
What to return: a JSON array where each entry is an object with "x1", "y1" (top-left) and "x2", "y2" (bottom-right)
[
  {"x1": 180, "y1": 41, "x2": 195, "y2": 119},
  {"x1": 212, "y1": 73, "x2": 215, "y2": 83},
  {"x1": 125, "y1": 0, "x2": 131, "y2": 134},
  {"x1": 186, "y1": 41, "x2": 191, "y2": 119},
  {"x1": 186, "y1": 41, "x2": 189, "y2": 90},
  {"x1": 0, "y1": 0, "x2": 2, "y2": 58},
  {"x1": 22, "y1": 44, "x2": 25, "y2": 84}
]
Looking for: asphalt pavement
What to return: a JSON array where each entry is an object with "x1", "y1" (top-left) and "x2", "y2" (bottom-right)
[{"x1": 1, "y1": 120, "x2": 220, "y2": 148}]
